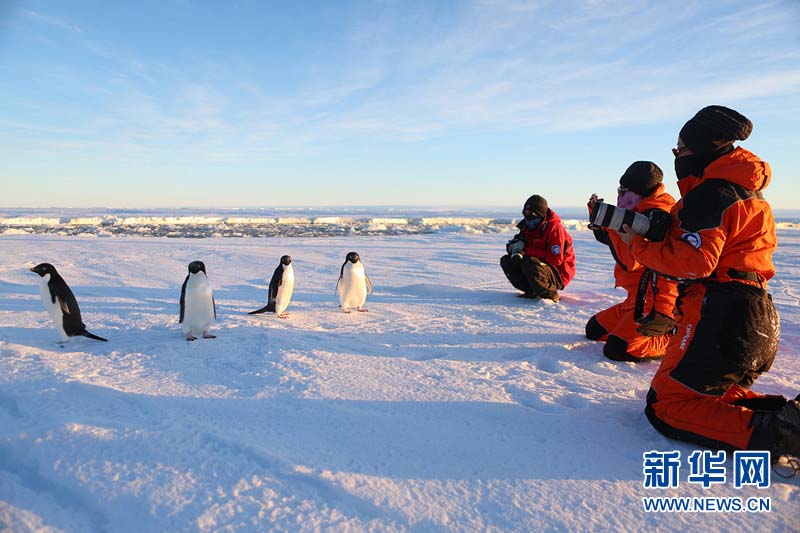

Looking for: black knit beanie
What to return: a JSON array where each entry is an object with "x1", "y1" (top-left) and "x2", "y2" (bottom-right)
[
  {"x1": 523, "y1": 195, "x2": 548, "y2": 217},
  {"x1": 679, "y1": 105, "x2": 752, "y2": 153},
  {"x1": 620, "y1": 161, "x2": 663, "y2": 197}
]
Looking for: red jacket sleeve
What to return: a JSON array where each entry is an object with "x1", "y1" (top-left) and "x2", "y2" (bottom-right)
[
  {"x1": 545, "y1": 222, "x2": 576, "y2": 286},
  {"x1": 543, "y1": 222, "x2": 568, "y2": 267}
]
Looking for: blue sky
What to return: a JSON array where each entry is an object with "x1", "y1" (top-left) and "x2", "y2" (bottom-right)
[{"x1": 1, "y1": 0, "x2": 799, "y2": 208}]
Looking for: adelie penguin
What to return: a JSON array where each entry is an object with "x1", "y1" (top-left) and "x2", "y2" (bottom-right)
[
  {"x1": 29, "y1": 263, "x2": 108, "y2": 343},
  {"x1": 180, "y1": 261, "x2": 217, "y2": 341},
  {"x1": 249, "y1": 255, "x2": 294, "y2": 318},
  {"x1": 336, "y1": 252, "x2": 373, "y2": 313}
]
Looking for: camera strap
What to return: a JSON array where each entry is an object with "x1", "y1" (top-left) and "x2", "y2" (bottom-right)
[{"x1": 634, "y1": 269, "x2": 659, "y2": 323}]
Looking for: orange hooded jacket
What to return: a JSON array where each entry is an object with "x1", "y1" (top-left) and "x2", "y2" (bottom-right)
[{"x1": 629, "y1": 148, "x2": 775, "y2": 287}]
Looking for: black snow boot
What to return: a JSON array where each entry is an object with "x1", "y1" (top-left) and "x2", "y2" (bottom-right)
[
  {"x1": 772, "y1": 400, "x2": 800, "y2": 457},
  {"x1": 768, "y1": 400, "x2": 800, "y2": 477}
]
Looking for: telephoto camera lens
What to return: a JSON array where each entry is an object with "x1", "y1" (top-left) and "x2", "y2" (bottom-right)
[{"x1": 590, "y1": 201, "x2": 651, "y2": 236}]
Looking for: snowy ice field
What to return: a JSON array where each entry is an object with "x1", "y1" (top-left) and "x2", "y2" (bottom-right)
[{"x1": 1, "y1": 224, "x2": 799, "y2": 531}]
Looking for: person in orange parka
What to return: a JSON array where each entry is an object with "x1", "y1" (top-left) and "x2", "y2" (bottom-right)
[
  {"x1": 617, "y1": 105, "x2": 800, "y2": 463},
  {"x1": 585, "y1": 161, "x2": 679, "y2": 362}
]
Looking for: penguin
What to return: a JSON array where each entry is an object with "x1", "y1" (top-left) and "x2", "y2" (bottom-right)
[
  {"x1": 29, "y1": 263, "x2": 108, "y2": 342},
  {"x1": 180, "y1": 261, "x2": 216, "y2": 341},
  {"x1": 336, "y1": 251, "x2": 373, "y2": 313},
  {"x1": 249, "y1": 255, "x2": 294, "y2": 318}
]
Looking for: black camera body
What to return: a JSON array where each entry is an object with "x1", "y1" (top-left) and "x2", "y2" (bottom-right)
[
  {"x1": 507, "y1": 238, "x2": 526, "y2": 262},
  {"x1": 589, "y1": 201, "x2": 671, "y2": 242}
]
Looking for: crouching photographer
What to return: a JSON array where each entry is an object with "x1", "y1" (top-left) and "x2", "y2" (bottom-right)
[
  {"x1": 500, "y1": 195, "x2": 575, "y2": 303},
  {"x1": 585, "y1": 161, "x2": 679, "y2": 362}
]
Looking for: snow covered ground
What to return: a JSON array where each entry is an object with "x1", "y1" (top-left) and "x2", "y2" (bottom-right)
[{"x1": 1, "y1": 229, "x2": 798, "y2": 531}]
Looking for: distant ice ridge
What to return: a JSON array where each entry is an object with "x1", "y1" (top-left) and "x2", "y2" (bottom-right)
[
  {"x1": 0, "y1": 214, "x2": 543, "y2": 237},
  {"x1": 2, "y1": 208, "x2": 798, "y2": 237}
]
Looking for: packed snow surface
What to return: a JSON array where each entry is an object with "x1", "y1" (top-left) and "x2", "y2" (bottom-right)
[{"x1": 1, "y1": 227, "x2": 798, "y2": 531}]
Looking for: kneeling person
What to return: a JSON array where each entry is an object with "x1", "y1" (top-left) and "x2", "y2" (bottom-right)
[
  {"x1": 500, "y1": 195, "x2": 575, "y2": 302},
  {"x1": 585, "y1": 162, "x2": 678, "y2": 362}
]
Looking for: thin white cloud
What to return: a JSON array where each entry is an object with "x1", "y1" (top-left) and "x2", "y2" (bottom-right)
[
  {"x1": 21, "y1": 9, "x2": 84, "y2": 34},
  {"x1": 4, "y1": 0, "x2": 799, "y2": 165}
]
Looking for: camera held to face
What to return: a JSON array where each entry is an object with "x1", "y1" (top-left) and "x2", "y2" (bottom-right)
[{"x1": 589, "y1": 201, "x2": 671, "y2": 242}]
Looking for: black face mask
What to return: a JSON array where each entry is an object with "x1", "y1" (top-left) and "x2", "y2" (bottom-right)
[
  {"x1": 674, "y1": 144, "x2": 735, "y2": 180},
  {"x1": 524, "y1": 216, "x2": 543, "y2": 230},
  {"x1": 674, "y1": 155, "x2": 701, "y2": 180}
]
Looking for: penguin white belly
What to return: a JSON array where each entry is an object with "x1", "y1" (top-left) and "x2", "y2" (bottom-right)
[
  {"x1": 339, "y1": 263, "x2": 367, "y2": 310},
  {"x1": 274, "y1": 265, "x2": 294, "y2": 315},
  {"x1": 183, "y1": 274, "x2": 215, "y2": 335},
  {"x1": 39, "y1": 275, "x2": 68, "y2": 340}
]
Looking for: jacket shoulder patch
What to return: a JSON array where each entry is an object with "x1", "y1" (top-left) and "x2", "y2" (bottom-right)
[{"x1": 680, "y1": 232, "x2": 702, "y2": 249}]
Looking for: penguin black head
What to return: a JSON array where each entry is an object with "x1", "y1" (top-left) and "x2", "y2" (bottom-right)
[
  {"x1": 280, "y1": 255, "x2": 292, "y2": 266},
  {"x1": 30, "y1": 263, "x2": 57, "y2": 277},
  {"x1": 346, "y1": 252, "x2": 360, "y2": 264},
  {"x1": 188, "y1": 261, "x2": 206, "y2": 274}
]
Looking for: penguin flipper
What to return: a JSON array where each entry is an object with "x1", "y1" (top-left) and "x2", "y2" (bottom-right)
[
  {"x1": 268, "y1": 265, "x2": 283, "y2": 301},
  {"x1": 213, "y1": 296, "x2": 217, "y2": 320},
  {"x1": 365, "y1": 274, "x2": 373, "y2": 295},
  {"x1": 49, "y1": 276, "x2": 80, "y2": 319},
  {"x1": 179, "y1": 275, "x2": 188, "y2": 323},
  {"x1": 56, "y1": 291, "x2": 85, "y2": 336},
  {"x1": 336, "y1": 260, "x2": 347, "y2": 294},
  {"x1": 81, "y1": 330, "x2": 108, "y2": 342}
]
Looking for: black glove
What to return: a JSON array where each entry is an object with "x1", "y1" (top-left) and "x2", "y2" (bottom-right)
[
  {"x1": 507, "y1": 238, "x2": 525, "y2": 262},
  {"x1": 636, "y1": 312, "x2": 677, "y2": 337},
  {"x1": 642, "y1": 209, "x2": 673, "y2": 242},
  {"x1": 733, "y1": 395, "x2": 788, "y2": 411}
]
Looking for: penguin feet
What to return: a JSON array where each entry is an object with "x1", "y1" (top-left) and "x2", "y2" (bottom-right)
[
  {"x1": 202, "y1": 332, "x2": 217, "y2": 339},
  {"x1": 186, "y1": 335, "x2": 197, "y2": 341},
  {"x1": 278, "y1": 313, "x2": 289, "y2": 319},
  {"x1": 357, "y1": 308, "x2": 369, "y2": 312}
]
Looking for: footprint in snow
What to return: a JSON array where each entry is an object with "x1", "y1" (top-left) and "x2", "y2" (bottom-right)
[{"x1": 504, "y1": 385, "x2": 578, "y2": 414}]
